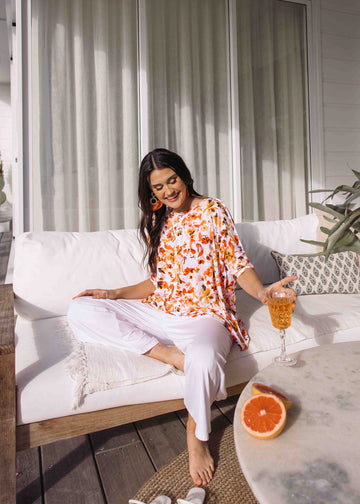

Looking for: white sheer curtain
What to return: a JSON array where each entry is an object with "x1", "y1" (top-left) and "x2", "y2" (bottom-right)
[
  {"x1": 32, "y1": 0, "x2": 139, "y2": 231},
  {"x1": 142, "y1": 0, "x2": 232, "y2": 206},
  {"x1": 31, "y1": 0, "x2": 309, "y2": 231},
  {"x1": 237, "y1": 0, "x2": 309, "y2": 221}
]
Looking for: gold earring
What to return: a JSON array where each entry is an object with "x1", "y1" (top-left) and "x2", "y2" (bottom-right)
[{"x1": 150, "y1": 192, "x2": 163, "y2": 211}]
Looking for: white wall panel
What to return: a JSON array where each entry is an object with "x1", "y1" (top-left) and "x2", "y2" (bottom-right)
[
  {"x1": 323, "y1": 82, "x2": 360, "y2": 105},
  {"x1": 321, "y1": 1, "x2": 360, "y2": 189},
  {"x1": 322, "y1": 34, "x2": 360, "y2": 61},
  {"x1": 325, "y1": 129, "x2": 360, "y2": 153},
  {"x1": 321, "y1": 0, "x2": 360, "y2": 15},
  {"x1": 0, "y1": 83, "x2": 11, "y2": 161},
  {"x1": 324, "y1": 105, "x2": 360, "y2": 128},
  {"x1": 326, "y1": 175, "x2": 356, "y2": 189},
  {"x1": 322, "y1": 58, "x2": 360, "y2": 84},
  {"x1": 321, "y1": 9, "x2": 360, "y2": 37},
  {"x1": 325, "y1": 152, "x2": 360, "y2": 176}
]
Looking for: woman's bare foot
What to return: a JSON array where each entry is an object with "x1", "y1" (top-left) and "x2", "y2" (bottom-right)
[
  {"x1": 187, "y1": 414, "x2": 214, "y2": 486},
  {"x1": 145, "y1": 343, "x2": 185, "y2": 372}
]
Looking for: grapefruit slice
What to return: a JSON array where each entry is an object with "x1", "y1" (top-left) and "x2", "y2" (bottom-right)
[
  {"x1": 252, "y1": 382, "x2": 292, "y2": 410},
  {"x1": 240, "y1": 393, "x2": 286, "y2": 440}
]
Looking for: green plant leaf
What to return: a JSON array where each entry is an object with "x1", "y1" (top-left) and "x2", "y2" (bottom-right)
[
  {"x1": 323, "y1": 208, "x2": 360, "y2": 259},
  {"x1": 319, "y1": 226, "x2": 331, "y2": 235},
  {"x1": 308, "y1": 189, "x2": 333, "y2": 193},
  {"x1": 0, "y1": 192, "x2": 5, "y2": 205},
  {"x1": 325, "y1": 213, "x2": 349, "y2": 237},
  {"x1": 326, "y1": 203, "x2": 346, "y2": 214},
  {"x1": 335, "y1": 229, "x2": 359, "y2": 248},
  {"x1": 351, "y1": 220, "x2": 360, "y2": 232},
  {"x1": 309, "y1": 202, "x2": 343, "y2": 219},
  {"x1": 323, "y1": 185, "x2": 359, "y2": 205},
  {"x1": 352, "y1": 169, "x2": 360, "y2": 181},
  {"x1": 323, "y1": 215, "x2": 337, "y2": 224},
  {"x1": 333, "y1": 185, "x2": 360, "y2": 194},
  {"x1": 343, "y1": 189, "x2": 360, "y2": 206},
  {"x1": 300, "y1": 238, "x2": 325, "y2": 248}
]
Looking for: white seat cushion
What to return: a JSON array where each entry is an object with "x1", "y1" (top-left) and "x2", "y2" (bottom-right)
[
  {"x1": 13, "y1": 229, "x2": 149, "y2": 320},
  {"x1": 236, "y1": 213, "x2": 319, "y2": 285},
  {"x1": 16, "y1": 292, "x2": 360, "y2": 425}
]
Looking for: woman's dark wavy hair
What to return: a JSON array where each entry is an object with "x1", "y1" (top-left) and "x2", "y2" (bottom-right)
[{"x1": 138, "y1": 148, "x2": 201, "y2": 275}]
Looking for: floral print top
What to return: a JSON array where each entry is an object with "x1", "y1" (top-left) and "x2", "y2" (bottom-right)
[{"x1": 142, "y1": 198, "x2": 253, "y2": 349}]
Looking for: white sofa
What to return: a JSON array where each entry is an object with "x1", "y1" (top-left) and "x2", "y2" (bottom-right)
[
  {"x1": 2, "y1": 213, "x2": 360, "y2": 501},
  {"x1": 12, "y1": 211, "x2": 360, "y2": 423}
]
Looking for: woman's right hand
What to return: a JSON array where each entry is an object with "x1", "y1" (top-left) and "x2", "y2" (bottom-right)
[
  {"x1": 72, "y1": 279, "x2": 155, "y2": 301},
  {"x1": 72, "y1": 289, "x2": 116, "y2": 300}
]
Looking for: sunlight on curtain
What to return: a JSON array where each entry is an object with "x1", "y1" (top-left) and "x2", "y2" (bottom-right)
[
  {"x1": 237, "y1": 0, "x2": 309, "y2": 221},
  {"x1": 31, "y1": 0, "x2": 139, "y2": 231},
  {"x1": 31, "y1": 0, "x2": 309, "y2": 231},
  {"x1": 142, "y1": 0, "x2": 232, "y2": 207}
]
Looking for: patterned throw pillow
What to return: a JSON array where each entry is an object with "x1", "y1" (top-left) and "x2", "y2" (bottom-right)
[{"x1": 271, "y1": 250, "x2": 360, "y2": 295}]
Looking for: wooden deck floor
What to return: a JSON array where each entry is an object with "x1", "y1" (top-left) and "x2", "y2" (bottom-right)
[
  {"x1": 16, "y1": 396, "x2": 239, "y2": 504},
  {"x1": 0, "y1": 232, "x2": 241, "y2": 504}
]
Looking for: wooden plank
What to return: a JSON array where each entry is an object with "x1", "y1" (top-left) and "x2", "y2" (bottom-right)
[
  {"x1": 95, "y1": 442, "x2": 155, "y2": 504},
  {"x1": 91, "y1": 422, "x2": 156, "y2": 503},
  {"x1": 0, "y1": 232, "x2": 12, "y2": 284},
  {"x1": 0, "y1": 353, "x2": 16, "y2": 504},
  {"x1": 175, "y1": 384, "x2": 245, "y2": 428},
  {"x1": 176, "y1": 402, "x2": 232, "y2": 434},
  {"x1": 215, "y1": 393, "x2": 241, "y2": 423},
  {"x1": 90, "y1": 422, "x2": 140, "y2": 454},
  {"x1": 16, "y1": 397, "x2": 186, "y2": 451},
  {"x1": 136, "y1": 412, "x2": 187, "y2": 469},
  {"x1": 16, "y1": 447, "x2": 42, "y2": 504},
  {"x1": 41, "y1": 435, "x2": 105, "y2": 504},
  {"x1": 0, "y1": 283, "x2": 15, "y2": 504},
  {"x1": 0, "y1": 283, "x2": 15, "y2": 353}
]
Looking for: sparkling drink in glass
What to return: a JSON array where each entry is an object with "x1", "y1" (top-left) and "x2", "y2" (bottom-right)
[{"x1": 268, "y1": 290, "x2": 297, "y2": 366}]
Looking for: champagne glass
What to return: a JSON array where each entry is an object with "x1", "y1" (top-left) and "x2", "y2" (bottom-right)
[{"x1": 267, "y1": 290, "x2": 296, "y2": 366}]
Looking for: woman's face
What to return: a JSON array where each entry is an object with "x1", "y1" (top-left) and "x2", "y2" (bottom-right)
[{"x1": 149, "y1": 167, "x2": 191, "y2": 213}]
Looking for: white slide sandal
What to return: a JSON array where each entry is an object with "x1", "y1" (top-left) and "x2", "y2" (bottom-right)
[
  {"x1": 129, "y1": 496, "x2": 172, "y2": 504},
  {"x1": 177, "y1": 487, "x2": 206, "y2": 504}
]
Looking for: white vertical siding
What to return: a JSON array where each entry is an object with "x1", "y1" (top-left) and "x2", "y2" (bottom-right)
[
  {"x1": 321, "y1": 0, "x2": 360, "y2": 190},
  {"x1": 0, "y1": 83, "x2": 11, "y2": 196}
]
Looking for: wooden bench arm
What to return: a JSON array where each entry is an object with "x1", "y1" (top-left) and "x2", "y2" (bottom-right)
[{"x1": 0, "y1": 283, "x2": 16, "y2": 504}]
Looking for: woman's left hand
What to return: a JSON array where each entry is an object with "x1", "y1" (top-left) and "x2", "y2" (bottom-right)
[{"x1": 260, "y1": 275, "x2": 298, "y2": 306}]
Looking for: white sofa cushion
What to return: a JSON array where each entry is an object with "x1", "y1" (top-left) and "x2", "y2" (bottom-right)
[
  {"x1": 236, "y1": 213, "x2": 319, "y2": 285},
  {"x1": 271, "y1": 250, "x2": 360, "y2": 295},
  {"x1": 14, "y1": 214, "x2": 319, "y2": 320},
  {"x1": 15, "y1": 315, "x2": 186, "y2": 425},
  {"x1": 15, "y1": 292, "x2": 360, "y2": 425},
  {"x1": 13, "y1": 229, "x2": 149, "y2": 320}
]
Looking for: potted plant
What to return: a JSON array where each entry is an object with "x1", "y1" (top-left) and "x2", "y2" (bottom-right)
[{"x1": 301, "y1": 170, "x2": 360, "y2": 259}]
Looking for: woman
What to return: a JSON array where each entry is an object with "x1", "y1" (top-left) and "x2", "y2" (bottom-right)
[{"x1": 68, "y1": 148, "x2": 296, "y2": 487}]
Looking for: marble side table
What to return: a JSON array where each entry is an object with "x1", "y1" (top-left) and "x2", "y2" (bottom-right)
[{"x1": 233, "y1": 341, "x2": 360, "y2": 504}]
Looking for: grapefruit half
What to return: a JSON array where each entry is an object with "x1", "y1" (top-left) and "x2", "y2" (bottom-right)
[
  {"x1": 240, "y1": 393, "x2": 286, "y2": 440},
  {"x1": 252, "y1": 382, "x2": 292, "y2": 410}
]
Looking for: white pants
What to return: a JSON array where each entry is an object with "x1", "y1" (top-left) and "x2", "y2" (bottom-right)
[{"x1": 67, "y1": 297, "x2": 233, "y2": 441}]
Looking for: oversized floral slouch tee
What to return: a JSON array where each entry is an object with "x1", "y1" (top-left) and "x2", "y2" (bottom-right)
[{"x1": 142, "y1": 198, "x2": 254, "y2": 349}]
